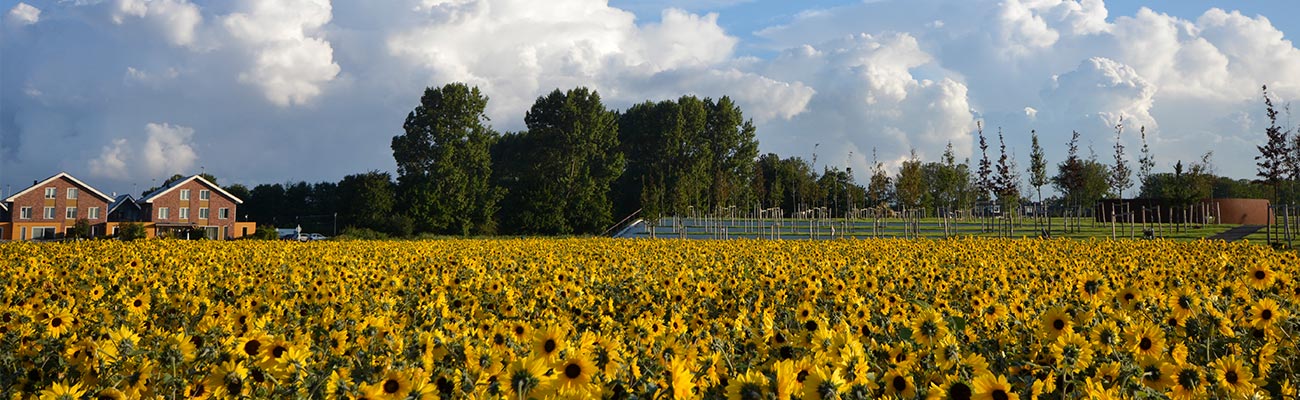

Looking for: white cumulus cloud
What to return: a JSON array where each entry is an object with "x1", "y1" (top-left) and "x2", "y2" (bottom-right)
[
  {"x1": 5, "y1": 2, "x2": 40, "y2": 26},
  {"x1": 224, "y1": 0, "x2": 340, "y2": 106}
]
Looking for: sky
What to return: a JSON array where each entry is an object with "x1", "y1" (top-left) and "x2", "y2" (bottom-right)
[{"x1": 3, "y1": 0, "x2": 1299, "y2": 199}]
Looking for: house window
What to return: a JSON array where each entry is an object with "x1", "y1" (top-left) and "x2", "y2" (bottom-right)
[
  {"x1": 20, "y1": 207, "x2": 32, "y2": 219},
  {"x1": 200, "y1": 190, "x2": 210, "y2": 200},
  {"x1": 180, "y1": 189, "x2": 190, "y2": 200},
  {"x1": 199, "y1": 207, "x2": 209, "y2": 219},
  {"x1": 44, "y1": 207, "x2": 55, "y2": 219},
  {"x1": 45, "y1": 187, "x2": 56, "y2": 199},
  {"x1": 219, "y1": 208, "x2": 229, "y2": 219},
  {"x1": 180, "y1": 207, "x2": 190, "y2": 220},
  {"x1": 88, "y1": 207, "x2": 100, "y2": 219},
  {"x1": 67, "y1": 188, "x2": 78, "y2": 199},
  {"x1": 32, "y1": 227, "x2": 57, "y2": 239},
  {"x1": 66, "y1": 207, "x2": 77, "y2": 219},
  {"x1": 113, "y1": 226, "x2": 120, "y2": 235},
  {"x1": 158, "y1": 207, "x2": 169, "y2": 220}
]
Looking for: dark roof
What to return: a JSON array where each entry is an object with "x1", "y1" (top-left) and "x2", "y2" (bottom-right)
[
  {"x1": 139, "y1": 175, "x2": 243, "y2": 204},
  {"x1": 108, "y1": 194, "x2": 141, "y2": 214}
]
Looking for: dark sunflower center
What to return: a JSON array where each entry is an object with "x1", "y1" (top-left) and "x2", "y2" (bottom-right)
[
  {"x1": 51, "y1": 317, "x2": 62, "y2": 327},
  {"x1": 244, "y1": 340, "x2": 261, "y2": 356},
  {"x1": 1261, "y1": 309, "x2": 1273, "y2": 320},
  {"x1": 515, "y1": 326, "x2": 525, "y2": 336},
  {"x1": 543, "y1": 339, "x2": 557, "y2": 353},
  {"x1": 1052, "y1": 319, "x2": 1065, "y2": 330},
  {"x1": 1225, "y1": 370, "x2": 1238, "y2": 384},
  {"x1": 564, "y1": 363, "x2": 582, "y2": 379},
  {"x1": 796, "y1": 370, "x2": 809, "y2": 383},
  {"x1": 1177, "y1": 368, "x2": 1199, "y2": 388},
  {"x1": 948, "y1": 382, "x2": 972, "y2": 400},
  {"x1": 1084, "y1": 281, "x2": 1099, "y2": 294},
  {"x1": 1100, "y1": 331, "x2": 1115, "y2": 344},
  {"x1": 97, "y1": 395, "x2": 115, "y2": 400},
  {"x1": 985, "y1": 306, "x2": 996, "y2": 315},
  {"x1": 1139, "y1": 337, "x2": 1152, "y2": 351},
  {"x1": 804, "y1": 320, "x2": 818, "y2": 331},
  {"x1": 1178, "y1": 296, "x2": 1192, "y2": 309},
  {"x1": 383, "y1": 379, "x2": 400, "y2": 393},
  {"x1": 272, "y1": 346, "x2": 287, "y2": 358},
  {"x1": 895, "y1": 352, "x2": 907, "y2": 362},
  {"x1": 133, "y1": 299, "x2": 143, "y2": 307},
  {"x1": 892, "y1": 376, "x2": 907, "y2": 391},
  {"x1": 992, "y1": 389, "x2": 1009, "y2": 400},
  {"x1": 494, "y1": 334, "x2": 506, "y2": 346},
  {"x1": 1254, "y1": 270, "x2": 1265, "y2": 280}
]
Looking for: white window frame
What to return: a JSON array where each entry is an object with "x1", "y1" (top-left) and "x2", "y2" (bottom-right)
[
  {"x1": 44, "y1": 207, "x2": 55, "y2": 219},
  {"x1": 158, "y1": 207, "x2": 169, "y2": 220},
  {"x1": 180, "y1": 189, "x2": 190, "y2": 200},
  {"x1": 66, "y1": 207, "x2": 77, "y2": 219},
  {"x1": 44, "y1": 187, "x2": 56, "y2": 199},
  {"x1": 199, "y1": 207, "x2": 209, "y2": 219},
  {"x1": 20, "y1": 207, "x2": 32, "y2": 219},
  {"x1": 88, "y1": 207, "x2": 100, "y2": 219},
  {"x1": 219, "y1": 208, "x2": 229, "y2": 219},
  {"x1": 200, "y1": 190, "x2": 210, "y2": 200},
  {"x1": 67, "y1": 188, "x2": 78, "y2": 199},
  {"x1": 179, "y1": 207, "x2": 189, "y2": 219}
]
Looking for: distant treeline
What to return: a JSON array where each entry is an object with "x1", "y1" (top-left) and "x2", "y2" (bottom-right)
[{"x1": 216, "y1": 83, "x2": 1300, "y2": 237}]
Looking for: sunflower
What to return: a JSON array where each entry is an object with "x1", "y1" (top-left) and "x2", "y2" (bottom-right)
[
  {"x1": 1247, "y1": 297, "x2": 1284, "y2": 331},
  {"x1": 801, "y1": 366, "x2": 846, "y2": 400},
  {"x1": 883, "y1": 368, "x2": 917, "y2": 399},
  {"x1": 123, "y1": 294, "x2": 150, "y2": 316},
  {"x1": 551, "y1": 354, "x2": 597, "y2": 398},
  {"x1": 1245, "y1": 264, "x2": 1274, "y2": 290},
  {"x1": 1114, "y1": 287, "x2": 1141, "y2": 312},
  {"x1": 972, "y1": 374, "x2": 1018, "y2": 400},
  {"x1": 1082, "y1": 377, "x2": 1121, "y2": 400},
  {"x1": 1127, "y1": 322, "x2": 1165, "y2": 359},
  {"x1": 1162, "y1": 362, "x2": 1204, "y2": 400},
  {"x1": 1093, "y1": 361, "x2": 1121, "y2": 385},
  {"x1": 1050, "y1": 331, "x2": 1094, "y2": 374},
  {"x1": 94, "y1": 388, "x2": 125, "y2": 400},
  {"x1": 910, "y1": 308, "x2": 950, "y2": 347},
  {"x1": 1167, "y1": 287, "x2": 1200, "y2": 321},
  {"x1": 374, "y1": 370, "x2": 412, "y2": 400},
  {"x1": 42, "y1": 309, "x2": 73, "y2": 338},
  {"x1": 668, "y1": 356, "x2": 696, "y2": 399},
  {"x1": 1039, "y1": 307, "x2": 1073, "y2": 340},
  {"x1": 38, "y1": 381, "x2": 85, "y2": 400},
  {"x1": 1088, "y1": 320, "x2": 1122, "y2": 356},
  {"x1": 205, "y1": 360, "x2": 249, "y2": 398},
  {"x1": 532, "y1": 325, "x2": 567, "y2": 365},
  {"x1": 980, "y1": 303, "x2": 1008, "y2": 326},
  {"x1": 773, "y1": 359, "x2": 800, "y2": 400},
  {"x1": 1137, "y1": 357, "x2": 1174, "y2": 391},
  {"x1": 1077, "y1": 272, "x2": 1106, "y2": 303},
  {"x1": 727, "y1": 369, "x2": 769, "y2": 400},
  {"x1": 235, "y1": 332, "x2": 273, "y2": 362},
  {"x1": 1211, "y1": 355, "x2": 1256, "y2": 399},
  {"x1": 926, "y1": 376, "x2": 974, "y2": 400}
]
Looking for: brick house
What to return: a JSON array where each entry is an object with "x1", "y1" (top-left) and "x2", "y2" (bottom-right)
[
  {"x1": 1, "y1": 172, "x2": 113, "y2": 240},
  {"x1": 138, "y1": 175, "x2": 246, "y2": 239}
]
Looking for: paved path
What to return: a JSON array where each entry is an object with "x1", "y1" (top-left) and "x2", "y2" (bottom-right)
[{"x1": 1207, "y1": 225, "x2": 1264, "y2": 241}]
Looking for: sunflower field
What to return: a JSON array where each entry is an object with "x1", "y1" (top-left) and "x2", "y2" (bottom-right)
[{"x1": 1, "y1": 238, "x2": 1297, "y2": 400}]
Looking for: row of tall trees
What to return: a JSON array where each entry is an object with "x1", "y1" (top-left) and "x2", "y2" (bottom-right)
[{"x1": 228, "y1": 83, "x2": 1298, "y2": 237}]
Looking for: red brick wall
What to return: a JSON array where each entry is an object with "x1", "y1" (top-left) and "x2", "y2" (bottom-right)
[
  {"x1": 8, "y1": 176, "x2": 109, "y2": 228},
  {"x1": 146, "y1": 179, "x2": 239, "y2": 237}
]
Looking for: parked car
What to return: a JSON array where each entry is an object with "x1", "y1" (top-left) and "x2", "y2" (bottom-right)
[{"x1": 303, "y1": 233, "x2": 328, "y2": 241}]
